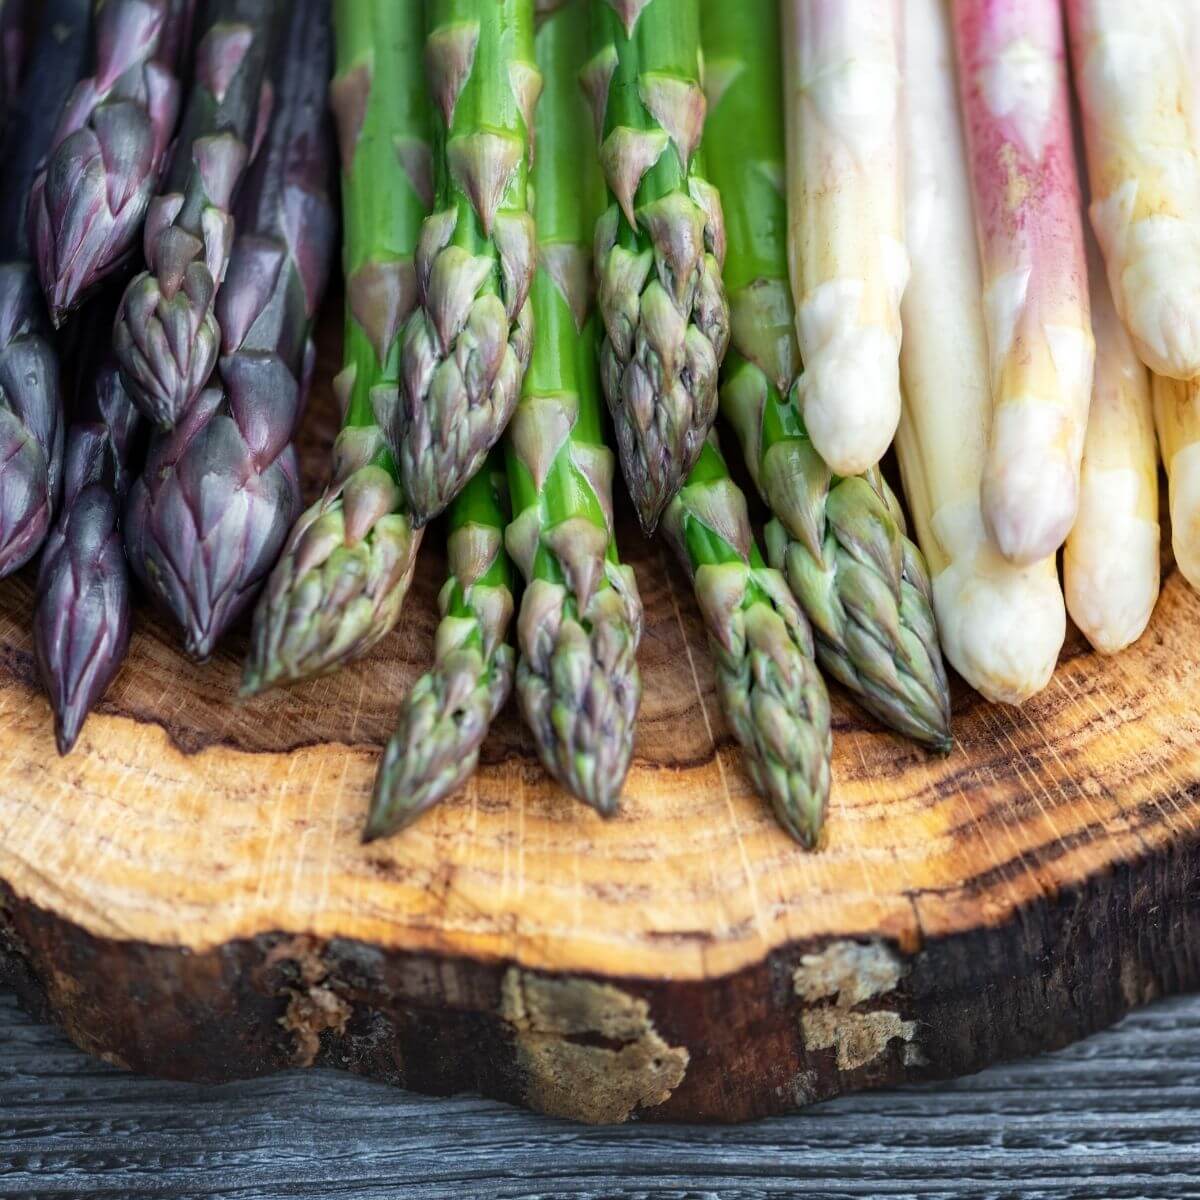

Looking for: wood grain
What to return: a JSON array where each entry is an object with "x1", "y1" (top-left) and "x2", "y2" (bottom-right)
[
  {"x1": 1, "y1": 308, "x2": 1199, "y2": 1122},
  {"x1": 3, "y1": 989, "x2": 1200, "y2": 1199}
]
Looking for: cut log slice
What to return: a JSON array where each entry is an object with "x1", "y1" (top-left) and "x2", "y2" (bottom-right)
[{"x1": 1, "y1": 315, "x2": 1198, "y2": 1124}]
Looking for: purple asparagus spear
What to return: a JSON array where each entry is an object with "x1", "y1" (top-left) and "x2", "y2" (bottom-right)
[
  {"x1": 0, "y1": 0, "x2": 92, "y2": 579},
  {"x1": 113, "y1": 0, "x2": 281, "y2": 430},
  {"x1": 123, "y1": 0, "x2": 335, "y2": 660},
  {"x1": 34, "y1": 361, "x2": 141, "y2": 754},
  {"x1": 29, "y1": 0, "x2": 195, "y2": 328}
]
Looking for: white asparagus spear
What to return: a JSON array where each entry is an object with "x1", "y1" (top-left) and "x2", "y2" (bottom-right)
[
  {"x1": 1063, "y1": 235, "x2": 1159, "y2": 654},
  {"x1": 781, "y1": 0, "x2": 908, "y2": 478},
  {"x1": 1067, "y1": 0, "x2": 1200, "y2": 381},
  {"x1": 1153, "y1": 376, "x2": 1200, "y2": 591},
  {"x1": 898, "y1": 0, "x2": 1064, "y2": 706},
  {"x1": 953, "y1": 0, "x2": 1096, "y2": 567}
]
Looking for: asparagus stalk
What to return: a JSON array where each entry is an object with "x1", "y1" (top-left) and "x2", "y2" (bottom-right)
[
  {"x1": 241, "y1": 0, "x2": 430, "y2": 693},
  {"x1": 113, "y1": 0, "x2": 280, "y2": 430},
  {"x1": 953, "y1": 0, "x2": 1096, "y2": 566},
  {"x1": 582, "y1": 0, "x2": 730, "y2": 534},
  {"x1": 366, "y1": 457, "x2": 515, "y2": 839},
  {"x1": 780, "y1": 0, "x2": 907, "y2": 478},
  {"x1": 1066, "y1": 1, "x2": 1200, "y2": 381},
  {"x1": 30, "y1": 0, "x2": 195, "y2": 327},
  {"x1": 123, "y1": 0, "x2": 336, "y2": 661},
  {"x1": 501, "y1": 0, "x2": 643, "y2": 815},
  {"x1": 899, "y1": 0, "x2": 1064, "y2": 706},
  {"x1": 389, "y1": 0, "x2": 540, "y2": 527},
  {"x1": 703, "y1": 0, "x2": 951, "y2": 751},
  {"x1": 0, "y1": 0, "x2": 93, "y2": 579},
  {"x1": 1063, "y1": 234, "x2": 1159, "y2": 654},
  {"x1": 1152, "y1": 376, "x2": 1200, "y2": 592},
  {"x1": 663, "y1": 436, "x2": 831, "y2": 848},
  {"x1": 34, "y1": 361, "x2": 141, "y2": 755}
]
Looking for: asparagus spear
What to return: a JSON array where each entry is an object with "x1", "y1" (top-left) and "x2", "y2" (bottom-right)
[
  {"x1": 241, "y1": 0, "x2": 430, "y2": 693},
  {"x1": 501, "y1": 0, "x2": 643, "y2": 815},
  {"x1": 663, "y1": 436, "x2": 831, "y2": 848},
  {"x1": 1063, "y1": 232, "x2": 1159, "y2": 654},
  {"x1": 35, "y1": 361, "x2": 141, "y2": 755},
  {"x1": 1067, "y1": 1, "x2": 1200, "y2": 381},
  {"x1": 780, "y1": 0, "x2": 908, "y2": 479},
  {"x1": 29, "y1": 0, "x2": 195, "y2": 327},
  {"x1": 113, "y1": 0, "x2": 280, "y2": 430},
  {"x1": 123, "y1": 0, "x2": 336, "y2": 661},
  {"x1": 366, "y1": 458, "x2": 515, "y2": 839},
  {"x1": 898, "y1": 0, "x2": 1064, "y2": 706},
  {"x1": 1152, "y1": 376, "x2": 1200, "y2": 592},
  {"x1": 953, "y1": 0, "x2": 1096, "y2": 567},
  {"x1": 390, "y1": 0, "x2": 540, "y2": 527},
  {"x1": 702, "y1": 0, "x2": 951, "y2": 752},
  {"x1": 0, "y1": 0, "x2": 92, "y2": 579},
  {"x1": 582, "y1": 0, "x2": 730, "y2": 535}
]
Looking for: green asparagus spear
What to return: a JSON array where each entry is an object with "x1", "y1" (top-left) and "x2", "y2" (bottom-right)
[
  {"x1": 242, "y1": 0, "x2": 430, "y2": 693},
  {"x1": 662, "y1": 436, "x2": 832, "y2": 848},
  {"x1": 701, "y1": 0, "x2": 952, "y2": 751},
  {"x1": 502, "y1": 0, "x2": 642, "y2": 816},
  {"x1": 391, "y1": 0, "x2": 540, "y2": 526},
  {"x1": 582, "y1": 0, "x2": 729, "y2": 534},
  {"x1": 366, "y1": 457, "x2": 516, "y2": 839}
]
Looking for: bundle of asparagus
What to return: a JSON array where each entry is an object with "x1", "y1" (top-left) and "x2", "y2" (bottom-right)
[{"x1": 10, "y1": 0, "x2": 1199, "y2": 851}]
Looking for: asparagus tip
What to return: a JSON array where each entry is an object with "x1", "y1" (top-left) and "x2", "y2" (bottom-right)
[{"x1": 53, "y1": 709, "x2": 85, "y2": 757}]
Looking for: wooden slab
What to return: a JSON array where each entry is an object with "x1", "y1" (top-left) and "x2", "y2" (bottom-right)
[{"x1": 2, "y1": 313, "x2": 1200, "y2": 1124}]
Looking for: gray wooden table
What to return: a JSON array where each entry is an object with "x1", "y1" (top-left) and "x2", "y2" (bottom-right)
[{"x1": 2, "y1": 989, "x2": 1198, "y2": 1199}]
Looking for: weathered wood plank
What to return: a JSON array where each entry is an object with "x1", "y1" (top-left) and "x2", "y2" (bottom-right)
[{"x1": 3, "y1": 991, "x2": 1200, "y2": 1199}]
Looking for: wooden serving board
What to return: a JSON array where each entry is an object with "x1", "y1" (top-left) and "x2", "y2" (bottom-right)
[{"x1": 2, "y1": 312, "x2": 1199, "y2": 1125}]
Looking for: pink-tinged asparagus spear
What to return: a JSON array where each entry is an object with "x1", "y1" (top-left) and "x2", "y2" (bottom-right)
[
  {"x1": 953, "y1": 0, "x2": 1096, "y2": 567},
  {"x1": 112, "y1": 0, "x2": 281, "y2": 430},
  {"x1": 781, "y1": 0, "x2": 908, "y2": 478},
  {"x1": 29, "y1": 0, "x2": 195, "y2": 327},
  {"x1": 1063, "y1": 232, "x2": 1159, "y2": 654},
  {"x1": 1067, "y1": 1, "x2": 1200, "y2": 381},
  {"x1": 899, "y1": 0, "x2": 1065, "y2": 706}
]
